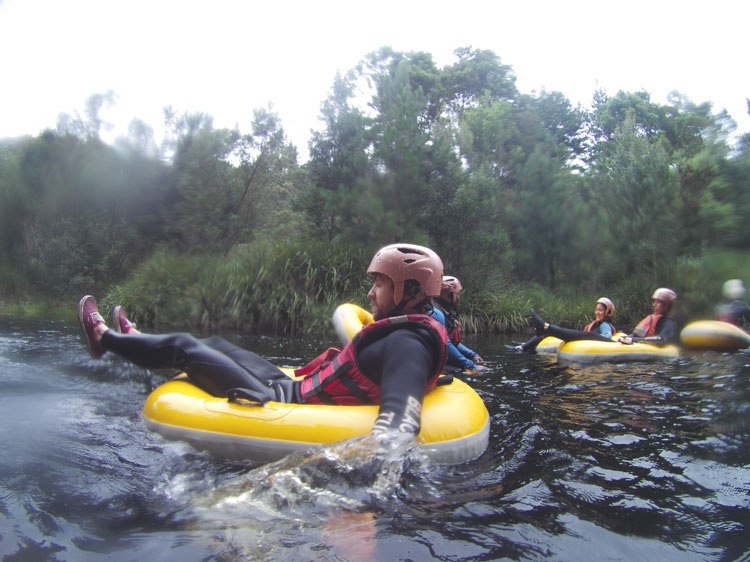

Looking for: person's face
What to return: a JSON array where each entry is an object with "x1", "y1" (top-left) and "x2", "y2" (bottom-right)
[
  {"x1": 368, "y1": 274, "x2": 396, "y2": 320},
  {"x1": 653, "y1": 298, "x2": 668, "y2": 315},
  {"x1": 594, "y1": 302, "x2": 606, "y2": 321}
]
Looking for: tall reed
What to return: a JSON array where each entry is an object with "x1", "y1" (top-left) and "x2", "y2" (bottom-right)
[
  {"x1": 104, "y1": 240, "x2": 369, "y2": 335},
  {"x1": 102, "y1": 244, "x2": 750, "y2": 336}
]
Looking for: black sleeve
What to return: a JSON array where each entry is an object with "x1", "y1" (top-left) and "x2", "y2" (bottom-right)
[
  {"x1": 356, "y1": 327, "x2": 436, "y2": 434},
  {"x1": 632, "y1": 318, "x2": 678, "y2": 346},
  {"x1": 656, "y1": 317, "x2": 678, "y2": 344}
]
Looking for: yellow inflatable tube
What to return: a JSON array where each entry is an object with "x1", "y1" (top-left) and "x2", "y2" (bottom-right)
[
  {"x1": 142, "y1": 370, "x2": 490, "y2": 464},
  {"x1": 332, "y1": 302, "x2": 374, "y2": 344},
  {"x1": 680, "y1": 320, "x2": 750, "y2": 351},
  {"x1": 536, "y1": 336, "x2": 563, "y2": 354},
  {"x1": 536, "y1": 333, "x2": 627, "y2": 354},
  {"x1": 557, "y1": 339, "x2": 679, "y2": 364}
]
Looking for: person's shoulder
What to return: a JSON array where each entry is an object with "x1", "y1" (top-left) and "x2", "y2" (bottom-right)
[
  {"x1": 428, "y1": 307, "x2": 445, "y2": 322},
  {"x1": 379, "y1": 322, "x2": 437, "y2": 350}
]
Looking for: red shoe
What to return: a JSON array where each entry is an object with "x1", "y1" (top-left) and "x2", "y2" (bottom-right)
[
  {"x1": 78, "y1": 295, "x2": 106, "y2": 358},
  {"x1": 112, "y1": 305, "x2": 136, "y2": 334}
]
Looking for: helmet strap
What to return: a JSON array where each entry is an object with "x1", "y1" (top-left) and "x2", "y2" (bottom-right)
[{"x1": 395, "y1": 289, "x2": 428, "y2": 315}]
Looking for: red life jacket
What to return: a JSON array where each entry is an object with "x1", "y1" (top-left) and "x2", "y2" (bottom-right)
[
  {"x1": 634, "y1": 314, "x2": 663, "y2": 337},
  {"x1": 448, "y1": 316, "x2": 462, "y2": 345},
  {"x1": 717, "y1": 314, "x2": 737, "y2": 325},
  {"x1": 716, "y1": 303, "x2": 738, "y2": 325},
  {"x1": 295, "y1": 314, "x2": 447, "y2": 405},
  {"x1": 438, "y1": 304, "x2": 462, "y2": 345},
  {"x1": 584, "y1": 319, "x2": 616, "y2": 334}
]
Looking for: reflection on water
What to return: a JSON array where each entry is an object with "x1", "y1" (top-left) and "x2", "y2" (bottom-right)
[{"x1": 0, "y1": 316, "x2": 748, "y2": 560}]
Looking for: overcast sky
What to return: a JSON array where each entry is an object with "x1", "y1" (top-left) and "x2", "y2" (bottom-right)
[{"x1": 1, "y1": 0, "x2": 748, "y2": 161}]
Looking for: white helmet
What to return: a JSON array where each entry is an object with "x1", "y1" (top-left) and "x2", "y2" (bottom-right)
[
  {"x1": 652, "y1": 288, "x2": 677, "y2": 311},
  {"x1": 596, "y1": 297, "x2": 615, "y2": 317},
  {"x1": 722, "y1": 279, "x2": 746, "y2": 300}
]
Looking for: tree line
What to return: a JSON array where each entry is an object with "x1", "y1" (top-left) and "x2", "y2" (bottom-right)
[{"x1": 1, "y1": 47, "x2": 749, "y2": 332}]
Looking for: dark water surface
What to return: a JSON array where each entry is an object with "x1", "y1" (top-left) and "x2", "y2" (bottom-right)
[{"x1": 1, "y1": 315, "x2": 748, "y2": 561}]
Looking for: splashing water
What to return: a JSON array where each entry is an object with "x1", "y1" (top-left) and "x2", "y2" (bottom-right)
[
  {"x1": 164, "y1": 431, "x2": 433, "y2": 559},
  {"x1": 195, "y1": 431, "x2": 425, "y2": 518}
]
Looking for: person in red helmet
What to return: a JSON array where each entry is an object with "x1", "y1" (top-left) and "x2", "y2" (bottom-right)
[
  {"x1": 513, "y1": 297, "x2": 617, "y2": 352},
  {"x1": 617, "y1": 288, "x2": 678, "y2": 346},
  {"x1": 430, "y1": 275, "x2": 484, "y2": 371},
  {"x1": 78, "y1": 243, "x2": 448, "y2": 435}
]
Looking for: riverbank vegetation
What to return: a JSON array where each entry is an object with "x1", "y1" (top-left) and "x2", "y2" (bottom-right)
[{"x1": 2, "y1": 47, "x2": 749, "y2": 336}]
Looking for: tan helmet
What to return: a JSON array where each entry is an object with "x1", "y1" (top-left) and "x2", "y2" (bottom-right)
[
  {"x1": 596, "y1": 297, "x2": 615, "y2": 317},
  {"x1": 652, "y1": 287, "x2": 677, "y2": 310},
  {"x1": 440, "y1": 275, "x2": 463, "y2": 304},
  {"x1": 722, "y1": 279, "x2": 746, "y2": 300},
  {"x1": 367, "y1": 243, "x2": 443, "y2": 308}
]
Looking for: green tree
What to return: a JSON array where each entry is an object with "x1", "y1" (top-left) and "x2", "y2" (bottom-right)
[
  {"x1": 55, "y1": 90, "x2": 117, "y2": 140},
  {"x1": 529, "y1": 90, "x2": 586, "y2": 163},
  {"x1": 302, "y1": 72, "x2": 374, "y2": 241},
  {"x1": 590, "y1": 115, "x2": 680, "y2": 281},
  {"x1": 441, "y1": 47, "x2": 518, "y2": 117},
  {"x1": 369, "y1": 56, "x2": 437, "y2": 241},
  {"x1": 16, "y1": 129, "x2": 167, "y2": 294},
  {"x1": 704, "y1": 132, "x2": 750, "y2": 248},
  {"x1": 512, "y1": 148, "x2": 583, "y2": 287},
  {"x1": 586, "y1": 89, "x2": 735, "y2": 259},
  {"x1": 0, "y1": 138, "x2": 31, "y2": 261},
  {"x1": 664, "y1": 94, "x2": 734, "y2": 253},
  {"x1": 454, "y1": 89, "x2": 586, "y2": 286},
  {"x1": 162, "y1": 112, "x2": 240, "y2": 252},
  {"x1": 224, "y1": 106, "x2": 306, "y2": 247}
]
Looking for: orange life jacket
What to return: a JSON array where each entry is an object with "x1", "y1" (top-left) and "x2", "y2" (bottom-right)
[
  {"x1": 295, "y1": 314, "x2": 447, "y2": 405},
  {"x1": 634, "y1": 314, "x2": 663, "y2": 337},
  {"x1": 584, "y1": 319, "x2": 616, "y2": 334}
]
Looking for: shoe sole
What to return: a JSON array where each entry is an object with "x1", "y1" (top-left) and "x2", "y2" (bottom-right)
[
  {"x1": 78, "y1": 295, "x2": 105, "y2": 358},
  {"x1": 112, "y1": 305, "x2": 123, "y2": 334}
]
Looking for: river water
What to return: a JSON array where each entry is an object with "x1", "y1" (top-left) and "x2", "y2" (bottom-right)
[{"x1": 1, "y1": 314, "x2": 748, "y2": 561}]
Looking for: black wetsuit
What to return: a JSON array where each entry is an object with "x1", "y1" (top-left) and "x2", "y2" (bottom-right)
[
  {"x1": 518, "y1": 321, "x2": 614, "y2": 352},
  {"x1": 101, "y1": 325, "x2": 438, "y2": 433},
  {"x1": 630, "y1": 316, "x2": 678, "y2": 345},
  {"x1": 716, "y1": 300, "x2": 750, "y2": 327}
]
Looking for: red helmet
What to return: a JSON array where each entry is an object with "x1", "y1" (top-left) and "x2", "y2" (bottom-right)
[
  {"x1": 596, "y1": 297, "x2": 615, "y2": 317},
  {"x1": 440, "y1": 276, "x2": 463, "y2": 304},
  {"x1": 367, "y1": 244, "x2": 443, "y2": 307}
]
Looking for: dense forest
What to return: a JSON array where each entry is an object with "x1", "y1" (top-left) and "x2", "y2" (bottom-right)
[{"x1": 1, "y1": 47, "x2": 749, "y2": 335}]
